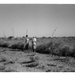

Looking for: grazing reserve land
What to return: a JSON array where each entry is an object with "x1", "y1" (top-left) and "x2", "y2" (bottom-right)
[{"x1": 0, "y1": 37, "x2": 75, "y2": 72}]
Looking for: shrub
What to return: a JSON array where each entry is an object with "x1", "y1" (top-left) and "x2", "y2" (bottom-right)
[
  {"x1": 36, "y1": 41, "x2": 74, "y2": 57},
  {"x1": 0, "y1": 42, "x2": 4, "y2": 47},
  {"x1": 52, "y1": 46, "x2": 73, "y2": 57},
  {"x1": 36, "y1": 42, "x2": 62, "y2": 54},
  {"x1": 17, "y1": 43, "x2": 24, "y2": 49},
  {"x1": 47, "y1": 42, "x2": 62, "y2": 55},
  {"x1": 8, "y1": 36, "x2": 14, "y2": 39},
  {"x1": 11, "y1": 43, "x2": 18, "y2": 49},
  {"x1": 10, "y1": 42, "x2": 31, "y2": 50},
  {"x1": 2, "y1": 43, "x2": 9, "y2": 47},
  {"x1": 0, "y1": 42, "x2": 9, "y2": 48},
  {"x1": 71, "y1": 46, "x2": 75, "y2": 57},
  {"x1": 60, "y1": 46, "x2": 70, "y2": 56},
  {"x1": 36, "y1": 44, "x2": 50, "y2": 54}
]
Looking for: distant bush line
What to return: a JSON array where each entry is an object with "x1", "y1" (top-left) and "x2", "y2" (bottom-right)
[{"x1": 0, "y1": 38, "x2": 75, "y2": 57}]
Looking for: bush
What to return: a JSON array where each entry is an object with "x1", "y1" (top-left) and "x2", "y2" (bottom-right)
[
  {"x1": 0, "y1": 42, "x2": 9, "y2": 48},
  {"x1": 2, "y1": 43, "x2": 9, "y2": 47},
  {"x1": 36, "y1": 42, "x2": 74, "y2": 57},
  {"x1": 10, "y1": 44, "x2": 18, "y2": 49},
  {"x1": 10, "y1": 43, "x2": 31, "y2": 50},
  {"x1": 36, "y1": 44, "x2": 50, "y2": 54},
  {"x1": 8, "y1": 36, "x2": 14, "y2": 39},
  {"x1": 36, "y1": 42, "x2": 62, "y2": 54},
  {"x1": 60, "y1": 46, "x2": 71, "y2": 56},
  {"x1": 0, "y1": 42, "x2": 4, "y2": 47},
  {"x1": 49, "y1": 43, "x2": 73, "y2": 57},
  {"x1": 71, "y1": 46, "x2": 75, "y2": 57},
  {"x1": 17, "y1": 43, "x2": 24, "y2": 49},
  {"x1": 44, "y1": 42, "x2": 62, "y2": 55},
  {"x1": 51, "y1": 46, "x2": 73, "y2": 57}
]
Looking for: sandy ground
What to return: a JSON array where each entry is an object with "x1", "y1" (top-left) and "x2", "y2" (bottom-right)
[{"x1": 0, "y1": 47, "x2": 75, "y2": 72}]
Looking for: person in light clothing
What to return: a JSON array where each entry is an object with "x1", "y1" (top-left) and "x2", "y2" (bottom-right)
[
  {"x1": 24, "y1": 35, "x2": 29, "y2": 50},
  {"x1": 32, "y1": 37, "x2": 37, "y2": 52}
]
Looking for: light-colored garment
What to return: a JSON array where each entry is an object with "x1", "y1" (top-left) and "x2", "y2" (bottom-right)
[
  {"x1": 32, "y1": 37, "x2": 37, "y2": 49},
  {"x1": 24, "y1": 37, "x2": 29, "y2": 49},
  {"x1": 27, "y1": 38, "x2": 29, "y2": 43},
  {"x1": 26, "y1": 37, "x2": 29, "y2": 44},
  {"x1": 33, "y1": 37, "x2": 36, "y2": 42},
  {"x1": 34, "y1": 42, "x2": 36, "y2": 49}
]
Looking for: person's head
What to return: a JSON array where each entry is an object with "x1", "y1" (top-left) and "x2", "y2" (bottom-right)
[
  {"x1": 33, "y1": 37, "x2": 37, "y2": 39},
  {"x1": 26, "y1": 35, "x2": 28, "y2": 37}
]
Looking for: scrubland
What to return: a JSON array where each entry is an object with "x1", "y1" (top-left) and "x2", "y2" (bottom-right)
[{"x1": 0, "y1": 37, "x2": 75, "y2": 72}]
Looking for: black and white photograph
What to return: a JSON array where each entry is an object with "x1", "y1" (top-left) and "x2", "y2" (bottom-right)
[{"x1": 0, "y1": 3, "x2": 75, "y2": 72}]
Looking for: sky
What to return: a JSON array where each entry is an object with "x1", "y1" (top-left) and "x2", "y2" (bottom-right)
[{"x1": 0, "y1": 4, "x2": 75, "y2": 37}]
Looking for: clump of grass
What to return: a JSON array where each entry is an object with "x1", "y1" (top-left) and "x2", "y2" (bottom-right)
[
  {"x1": 0, "y1": 40, "x2": 31, "y2": 51},
  {"x1": 36, "y1": 44, "x2": 50, "y2": 54},
  {"x1": 36, "y1": 42, "x2": 62, "y2": 54},
  {"x1": 17, "y1": 43, "x2": 24, "y2": 49},
  {"x1": 0, "y1": 42, "x2": 4, "y2": 47},
  {"x1": 10, "y1": 43, "x2": 24, "y2": 50},
  {"x1": 59, "y1": 46, "x2": 71, "y2": 56},
  {"x1": 36, "y1": 41, "x2": 75, "y2": 57},
  {"x1": 10, "y1": 43, "x2": 18, "y2": 49},
  {"x1": 71, "y1": 46, "x2": 75, "y2": 57},
  {"x1": 0, "y1": 41, "x2": 10, "y2": 48},
  {"x1": 48, "y1": 42, "x2": 62, "y2": 54},
  {"x1": 1, "y1": 43, "x2": 9, "y2": 47}
]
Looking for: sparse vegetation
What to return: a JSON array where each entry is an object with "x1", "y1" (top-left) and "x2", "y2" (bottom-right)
[
  {"x1": 0, "y1": 37, "x2": 75, "y2": 57},
  {"x1": 0, "y1": 37, "x2": 75, "y2": 72},
  {"x1": 8, "y1": 36, "x2": 14, "y2": 39}
]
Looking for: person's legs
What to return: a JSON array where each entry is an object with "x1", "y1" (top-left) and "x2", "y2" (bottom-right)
[
  {"x1": 25, "y1": 43, "x2": 29, "y2": 50},
  {"x1": 27, "y1": 44, "x2": 29, "y2": 50},
  {"x1": 33, "y1": 48, "x2": 34, "y2": 52},
  {"x1": 23, "y1": 43, "x2": 26, "y2": 50},
  {"x1": 32, "y1": 42, "x2": 34, "y2": 52},
  {"x1": 33, "y1": 45, "x2": 36, "y2": 52},
  {"x1": 32, "y1": 42, "x2": 36, "y2": 52},
  {"x1": 27, "y1": 44, "x2": 28, "y2": 50}
]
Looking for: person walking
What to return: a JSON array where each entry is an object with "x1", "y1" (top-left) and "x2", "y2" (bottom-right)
[
  {"x1": 24, "y1": 35, "x2": 29, "y2": 50},
  {"x1": 32, "y1": 37, "x2": 37, "y2": 52}
]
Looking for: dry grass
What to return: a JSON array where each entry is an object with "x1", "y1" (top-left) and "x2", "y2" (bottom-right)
[{"x1": 0, "y1": 37, "x2": 75, "y2": 57}]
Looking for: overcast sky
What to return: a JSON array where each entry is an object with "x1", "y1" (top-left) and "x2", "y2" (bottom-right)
[{"x1": 0, "y1": 4, "x2": 75, "y2": 37}]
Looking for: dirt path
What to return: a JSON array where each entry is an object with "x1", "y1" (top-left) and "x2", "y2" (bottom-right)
[{"x1": 0, "y1": 47, "x2": 75, "y2": 72}]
